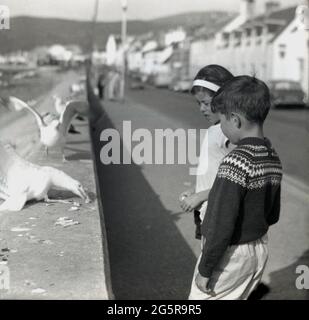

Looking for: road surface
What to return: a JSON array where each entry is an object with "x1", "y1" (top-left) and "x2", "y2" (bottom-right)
[{"x1": 94, "y1": 83, "x2": 309, "y2": 300}]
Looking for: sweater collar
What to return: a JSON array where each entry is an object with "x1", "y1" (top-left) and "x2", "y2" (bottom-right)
[{"x1": 237, "y1": 137, "x2": 271, "y2": 147}]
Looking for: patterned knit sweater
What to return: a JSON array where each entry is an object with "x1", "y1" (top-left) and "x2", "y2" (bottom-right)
[{"x1": 198, "y1": 137, "x2": 283, "y2": 278}]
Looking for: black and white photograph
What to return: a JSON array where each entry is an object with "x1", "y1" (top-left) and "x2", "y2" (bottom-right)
[{"x1": 0, "y1": 0, "x2": 308, "y2": 305}]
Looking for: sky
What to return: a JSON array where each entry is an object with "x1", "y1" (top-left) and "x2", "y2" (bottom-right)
[{"x1": 0, "y1": 0, "x2": 305, "y2": 21}]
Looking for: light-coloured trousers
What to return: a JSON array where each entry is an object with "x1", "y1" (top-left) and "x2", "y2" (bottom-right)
[{"x1": 188, "y1": 234, "x2": 268, "y2": 300}]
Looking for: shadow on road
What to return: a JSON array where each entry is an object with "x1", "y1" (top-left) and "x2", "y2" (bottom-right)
[
  {"x1": 265, "y1": 249, "x2": 309, "y2": 300},
  {"x1": 88, "y1": 85, "x2": 196, "y2": 300}
]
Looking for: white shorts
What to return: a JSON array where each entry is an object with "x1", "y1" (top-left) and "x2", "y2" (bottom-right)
[{"x1": 188, "y1": 234, "x2": 269, "y2": 300}]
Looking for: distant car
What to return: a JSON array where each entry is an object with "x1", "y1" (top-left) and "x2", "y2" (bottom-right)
[
  {"x1": 172, "y1": 78, "x2": 192, "y2": 92},
  {"x1": 130, "y1": 80, "x2": 145, "y2": 90},
  {"x1": 130, "y1": 71, "x2": 142, "y2": 81},
  {"x1": 269, "y1": 80, "x2": 306, "y2": 107},
  {"x1": 153, "y1": 72, "x2": 172, "y2": 88}
]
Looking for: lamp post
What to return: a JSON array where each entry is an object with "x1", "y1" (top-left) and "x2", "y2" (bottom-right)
[{"x1": 120, "y1": 0, "x2": 128, "y2": 101}]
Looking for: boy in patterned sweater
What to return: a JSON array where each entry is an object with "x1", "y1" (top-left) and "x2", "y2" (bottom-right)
[{"x1": 189, "y1": 76, "x2": 283, "y2": 300}]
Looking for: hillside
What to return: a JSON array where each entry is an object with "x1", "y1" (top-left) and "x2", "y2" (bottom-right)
[
  {"x1": 0, "y1": 11, "x2": 235, "y2": 53},
  {"x1": 151, "y1": 11, "x2": 235, "y2": 29}
]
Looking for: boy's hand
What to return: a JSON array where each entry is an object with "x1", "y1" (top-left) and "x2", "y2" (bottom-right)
[
  {"x1": 180, "y1": 193, "x2": 203, "y2": 212},
  {"x1": 195, "y1": 272, "x2": 211, "y2": 294},
  {"x1": 179, "y1": 188, "x2": 194, "y2": 202}
]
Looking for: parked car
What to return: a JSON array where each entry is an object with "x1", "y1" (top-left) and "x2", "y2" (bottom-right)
[
  {"x1": 130, "y1": 80, "x2": 145, "y2": 90},
  {"x1": 269, "y1": 80, "x2": 306, "y2": 107},
  {"x1": 153, "y1": 72, "x2": 172, "y2": 88},
  {"x1": 129, "y1": 71, "x2": 145, "y2": 89},
  {"x1": 171, "y1": 78, "x2": 192, "y2": 93}
]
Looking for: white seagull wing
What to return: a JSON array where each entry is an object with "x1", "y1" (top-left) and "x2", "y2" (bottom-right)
[
  {"x1": 53, "y1": 95, "x2": 65, "y2": 115},
  {"x1": 0, "y1": 141, "x2": 33, "y2": 174},
  {"x1": 0, "y1": 141, "x2": 20, "y2": 173},
  {"x1": 0, "y1": 192, "x2": 28, "y2": 211},
  {"x1": 10, "y1": 96, "x2": 45, "y2": 129},
  {"x1": 0, "y1": 141, "x2": 31, "y2": 199},
  {"x1": 59, "y1": 100, "x2": 88, "y2": 136}
]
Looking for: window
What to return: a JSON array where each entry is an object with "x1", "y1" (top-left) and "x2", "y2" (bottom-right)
[
  {"x1": 256, "y1": 26, "x2": 263, "y2": 37},
  {"x1": 291, "y1": 26, "x2": 298, "y2": 33},
  {"x1": 279, "y1": 44, "x2": 286, "y2": 59},
  {"x1": 234, "y1": 39, "x2": 241, "y2": 47},
  {"x1": 268, "y1": 24, "x2": 279, "y2": 33}
]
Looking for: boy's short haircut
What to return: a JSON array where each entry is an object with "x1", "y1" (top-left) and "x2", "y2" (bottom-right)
[
  {"x1": 191, "y1": 64, "x2": 234, "y2": 95},
  {"x1": 211, "y1": 75, "x2": 271, "y2": 123}
]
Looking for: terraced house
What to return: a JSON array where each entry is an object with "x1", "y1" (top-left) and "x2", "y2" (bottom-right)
[{"x1": 189, "y1": 0, "x2": 308, "y2": 100}]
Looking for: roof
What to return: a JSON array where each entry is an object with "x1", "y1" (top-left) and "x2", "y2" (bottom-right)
[
  {"x1": 269, "y1": 6, "x2": 297, "y2": 42},
  {"x1": 238, "y1": 6, "x2": 297, "y2": 43},
  {"x1": 268, "y1": 6, "x2": 297, "y2": 21},
  {"x1": 191, "y1": 15, "x2": 236, "y2": 41}
]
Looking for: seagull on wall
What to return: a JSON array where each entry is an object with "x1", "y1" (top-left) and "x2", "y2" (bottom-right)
[
  {"x1": 0, "y1": 141, "x2": 90, "y2": 212},
  {"x1": 53, "y1": 95, "x2": 67, "y2": 116},
  {"x1": 53, "y1": 94, "x2": 85, "y2": 123},
  {"x1": 0, "y1": 96, "x2": 89, "y2": 161},
  {"x1": 52, "y1": 95, "x2": 81, "y2": 134}
]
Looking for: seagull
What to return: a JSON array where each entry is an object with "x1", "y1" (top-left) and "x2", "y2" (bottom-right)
[
  {"x1": 53, "y1": 95, "x2": 66, "y2": 116},
  {"x1": 52, "y1": 95, "x2": 81, "y2": 134},
  {"x1": 0, "y1": 141, "x2": 90, "y2": 212},
  {"x1": 0, "y1": 96, "x2": 89, "y2": 161},
  {"x1": 53, "y1": 94, "x2": 85, "y2": 122},
  {"x1": 42, "y1": 111, "x2": 81, "y2": 134}
]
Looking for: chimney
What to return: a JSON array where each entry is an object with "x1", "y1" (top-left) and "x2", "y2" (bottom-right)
[
  {"x1": 240, "y1": 0, "x2": 256, "y2": 21},
  {"x1": 265, "y1": 1, "x2": 280, "y2": 14}
]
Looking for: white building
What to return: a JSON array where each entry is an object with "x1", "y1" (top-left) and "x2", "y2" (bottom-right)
[
  {"x1": 141, "y1": 46, "x2": 173, "y2": 77},
  {"x1": 127, "y1": 40, "x2": 160, "y2": 77},
  {"x1": 105, "y1": 35, "x2": 123, "y2": 67},
  {"x1": 91, "y1": 50, "x2": 107, "y2": 65},
  {"x1": 165, "y1": 28, "x2": 186, "y2": 46},
  {"x1": 189, "y1": 0, "x2": 308, "y2": 98},
  {"x1": 127, "y1": 28, "x2": 187, "y2": 78},
  {"x1": 127, "y1": 38, "x2": 144, "y2": 73},
  {"x1": 48, "y1": 44, "x2": 73, "y2": 64}
]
